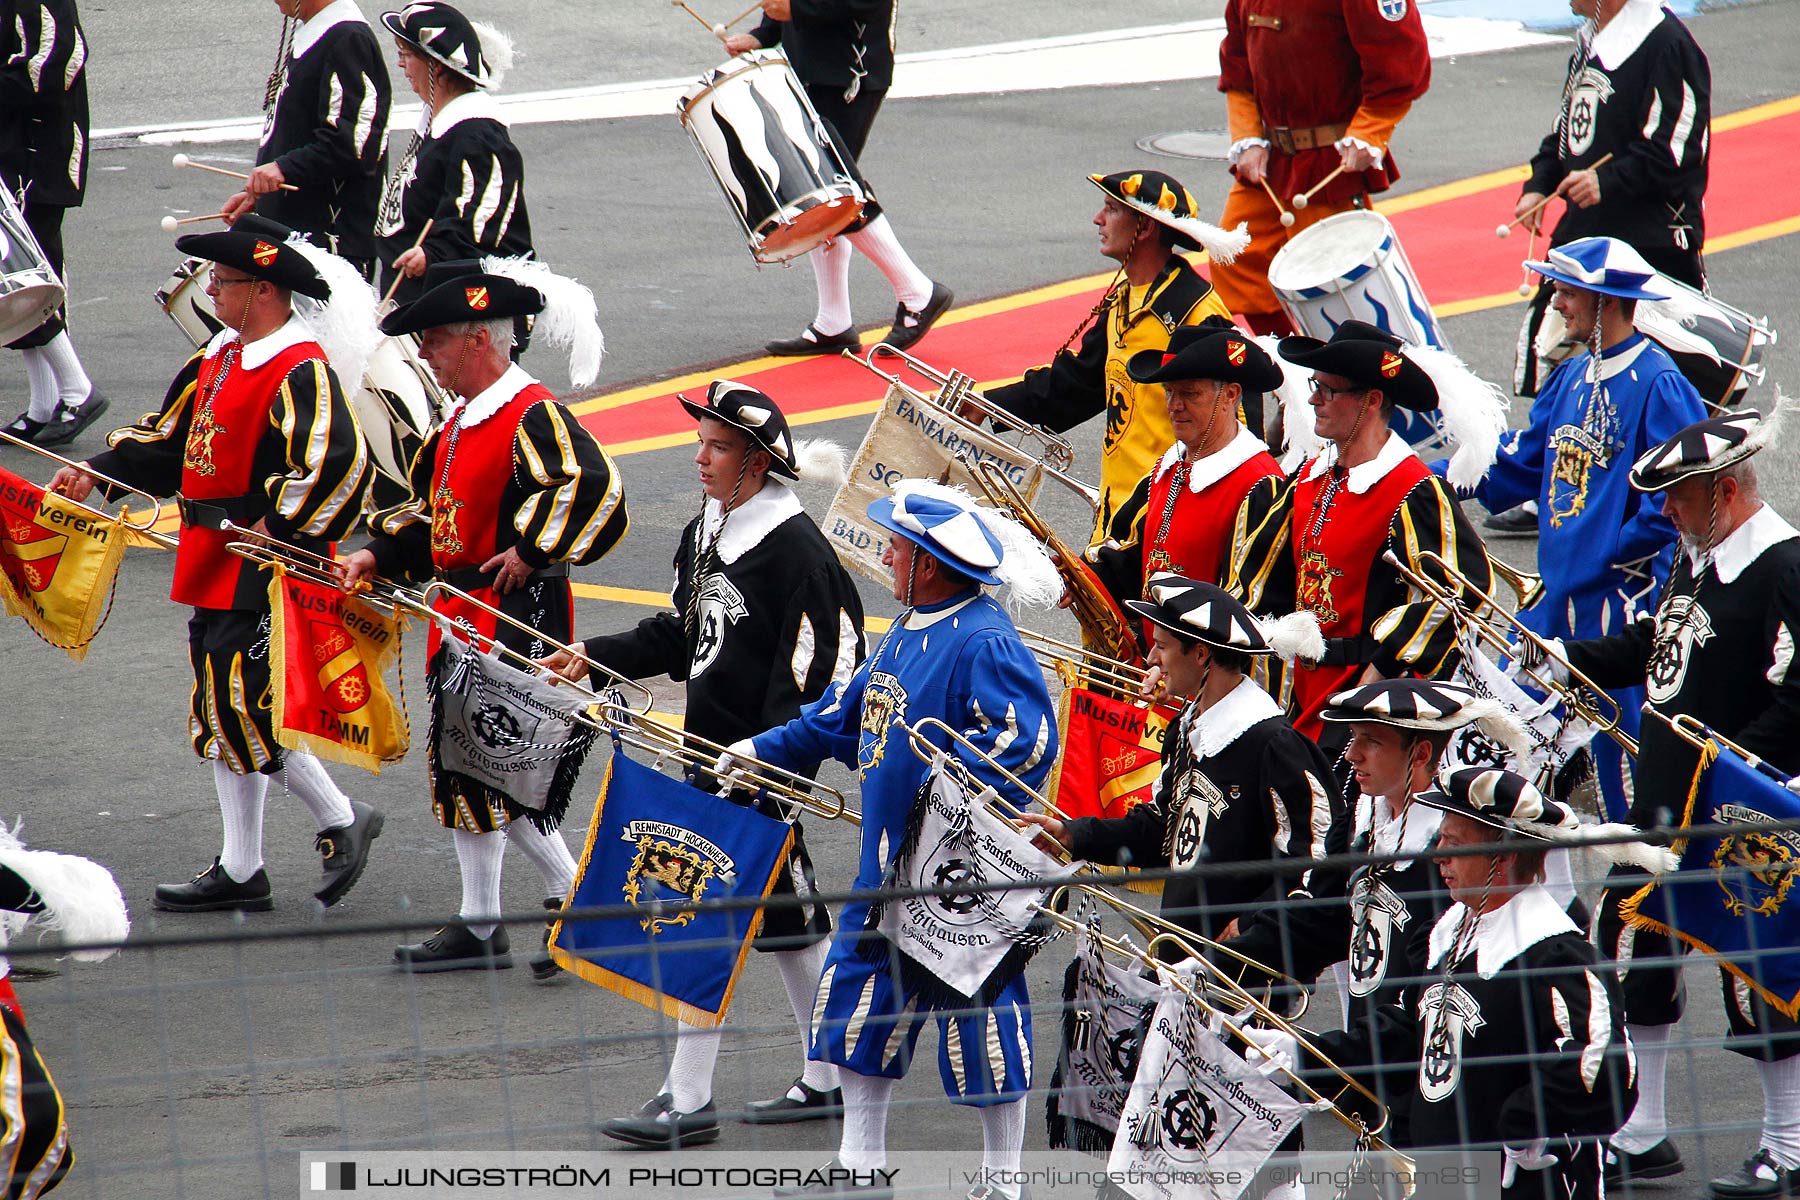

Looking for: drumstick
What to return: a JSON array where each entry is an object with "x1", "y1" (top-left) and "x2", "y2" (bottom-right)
[
  {"x1": 1497, "y1": 152, "x2": 1614, "y2": 238},
  {"x1": 1517, "y1": 225, "x2": 1541, "y2": 297},
  {"x1": 1292, "y1": 163, "x2": 1348, "y2": 210},
  {"x1": 159, "y1": 212, "x2": 231, "y2": 232},
  {"x1": 1258, "y1": 177, "x2": 1295, "y2": 229},
  {"x1": 381, "y1": 218, "x2": 435, "y2": 307},
  {"x1": 721, "y1": 0, "x2": 764, "y2": 30},
  {"x1": 171, "y1": 153, "x2": 299, "y2": 192},
  {"x1": 671, "y1": 0, "x2": 728, "y2": 38}
]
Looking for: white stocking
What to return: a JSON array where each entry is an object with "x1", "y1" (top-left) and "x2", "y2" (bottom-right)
[
  {"x1": 658, "y1": 1023, "x2": 722, "y2": 1112},
  {"x1": 277, "y1": 751, "x2": 355, "y2": 831},
  {"x1": 844, "y1": 215, "x2": 932, "y2": 312},
  {"x1": 20, "y1": 349, "x2": 58, "y2": 421},
  {"x1": 836, "y1": 1070, "x2": 896, "y2": 1172},
  {"x1": 1611, "y1": 1023, "x2": 1670, "y2": 1153},
  {"x1": 772, "y1": 942, "x2": 839, "y2": 1093},
  {"x1": 40, "y1": 332, "x2": 92, "y2": 406},
  {"x1": 214, "y1": 759, "x2": 269, "y2": 882},
  {"x1": 1759, "y1": 1055, "x2": 1800, "y2": 1168},
  {"x1": 451, "y1": 828, "x2": 504, "y2": 940},
  {"x1": 504, "y1": 820, "x2": 578, "y2": 899},
  {"x1": 978, "y1": 1097, "x2": 1028, "y2": 1198},
  {"x1": 809, "y1": 237, "x2": 854, "y2": 336}
]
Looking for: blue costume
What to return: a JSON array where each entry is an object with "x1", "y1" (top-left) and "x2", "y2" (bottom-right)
[
  {"x1": 752, "y1": 590, "x2": 1058, "y2": 1104},
  {"x1": 1439, "y1": 331, "x2": 1706, "y2": 818}
]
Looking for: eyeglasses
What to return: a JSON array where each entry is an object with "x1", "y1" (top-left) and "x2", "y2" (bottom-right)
[
  {"x1": 1309, "y1": 377, "x2": 1368, "y2": 398},
  {"x1": 208, "y1": 270, "x2": 258, "y2": 289}
]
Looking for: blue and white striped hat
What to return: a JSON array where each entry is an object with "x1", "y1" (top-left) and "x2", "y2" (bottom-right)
[
  {"x1": 867, "y1": 486, "x2": 1007, "y2": 586},
  {"x1": 1524, "y1": 236, "x2": 1669, "y2": 302}
]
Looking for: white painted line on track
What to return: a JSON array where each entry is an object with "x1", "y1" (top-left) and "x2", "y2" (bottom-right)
[{"x1": 97, "y1": 15, "x2": 1561, "y2": 147}]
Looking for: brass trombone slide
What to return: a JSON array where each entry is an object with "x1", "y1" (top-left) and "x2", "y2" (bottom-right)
[
  {"x1": 226, "y1": 535, "x2": 431, "y2": 623},
  {"x1": 1382, "y1": 549, "x2": 1636, "y2": 755},
  {"x1": 418, "y1": 579, "x2": 655, "y2": 715},
  {"x1": 593, "y1": 700, "x2": 857, "y2": 826},
  {"x1": 1019, "y1": 627, "x2": 1156, "y2": 700},
  {"x1": 0, "y1": 429, "x2": 176, "y2": 546}
]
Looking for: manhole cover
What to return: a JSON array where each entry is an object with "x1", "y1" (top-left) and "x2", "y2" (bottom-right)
[{"x1": 1136, "y1": 129, "x2": 1232, "y2": 160}]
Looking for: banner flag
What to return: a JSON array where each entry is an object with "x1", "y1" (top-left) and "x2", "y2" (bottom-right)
[
  {"x1": 551, "y1": 745, "x2": 795, "y2": 1027},
  {"x1": 872, "y1": 760, "x2": 1063, "y2": 1002},
  {"x1": 1109, "y1": 970, "x2": 1317, "y2": 1200},
  {"x1": 0, "y1": 465, "x2": 127, "y2": 660},
  {"x1": 1049, "y1": 686, "x2": 1179, "y2": 821},
  {"x1": 430, "y1": 627, "x2": 599, "y2": 828},
  {"x1": 267, "y1": 563, "x2": 410, "y2": 772},
  {"x1": 823, "y1": 382, "x2": 1046, "y2": 584},
  {"x1": 1047, "y1": 923, "x2": 1163, "y2": 1154},
  {"x1": 1621, "y1": 722, "x2": 1800, "y2": 1018},
  {"x1": 1445, "y1": 630, "x2": 1597, "y2": 787}
]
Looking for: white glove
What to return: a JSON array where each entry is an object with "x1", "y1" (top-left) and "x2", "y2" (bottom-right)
[
  {"x1": 1240, "y1": 1026, "x2": 1299, "y2": 1077},
  {"x1": 712, "y1": 739, "x2": 758, "y2": 790},
  {"x1": 1507, "y1": 636, "x2": 1569, "y2": 686},
  {"x1": 1784, "y1": 774, "x2": 1800, "y2": 795},
  {"x1": 1501, "y1": 1140, "x2": 1558, "y2": 1189}
]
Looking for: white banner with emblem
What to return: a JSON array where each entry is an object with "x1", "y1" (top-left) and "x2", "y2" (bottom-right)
[{"x1": 825, "y1": 383, "x2": 1046, "y2": 584}]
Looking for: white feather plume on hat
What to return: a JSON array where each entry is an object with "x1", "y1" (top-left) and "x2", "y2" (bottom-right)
[
  {"x1": 0, "y1": 824, "x2": 129, "y2": 963},
  {"x1": 284, "y1": 236, "x2": 382, "y2": 394},
  {"x1": 1407, "y1": 345, "x2": 1509, "y2": 490},
  {"x1": 1523, "y1": 819, "x2": 1680, "y2": 875},
  {"x1": 1254, "y1": 610, "x2": 1325, "y2": 664},
  {"x1": 481, "y1": 255, "x2": 604, "y2": 388},
  {"x1": 1259, "y1": 334, "x2": 1321, "y2": 472},
  {"x1": 890, "y1": 479, "x2": 1061, "y2": 613},
  {"x1": 792, "y1": 438, "x2": 848, "y2": 488},
  {"x1": 469, "y1": 21, "x2": 515, "y2": 90}
]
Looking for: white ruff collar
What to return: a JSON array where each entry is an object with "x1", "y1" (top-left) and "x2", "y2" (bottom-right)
[
  {"x1": 699, "y1": 478, "x2": 803, "y2": 565},
  {"x1": 1359, "y1": 791, "x2": 1444, "y2": 864},
  {"x1": 205, "y1": 313, "x2": 316, "y2": 370},
  {"x1": 1154, "y1": 426, "x2": 1270, "y2": 495},
  {"x1": 1686, "y1": 503, "x2": 1800, "y2": 585},
  {"x1": 294, "y1": 0, "x2": 366, "y2": 57},
  {"x1": 450, "y1": 363, "x2": 536, "y2": 429},
  {"x1": 1427, "y1": 884, "x2": 1577, "y2": 979},
  {"x1": 430, "y1": 89, "x2": 506, "y2": 138},
  {"x1": 1187, "y1": 676, "x2": 1281, "y2": 759},
  {"x1": 1302, "y1": 430, "x2": 1415, "y2": 494}
]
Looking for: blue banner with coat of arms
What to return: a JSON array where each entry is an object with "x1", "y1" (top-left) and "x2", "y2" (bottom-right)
[
  {"x1": 1620, "y1": 722, "x2": 1800, "y2": 1019},
  {"x1": 549, "y1": 745, "x2": 795, "y2": 1027}
]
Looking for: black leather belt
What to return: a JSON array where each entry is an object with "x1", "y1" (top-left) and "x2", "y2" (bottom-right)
[
  {"x1": 434, "y1": 561, "x2": 569, "y2": 591},
  {"x1": 177, "y1": 497, "x2": 233, "y2": 530}
]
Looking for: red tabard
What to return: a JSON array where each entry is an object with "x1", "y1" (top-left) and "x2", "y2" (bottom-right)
[
  {"x1": 426, "y1": 382, "x2": 552, "y2": 655},
  {"x1": 1286, "y1": 454, "x2": 1430, "y2": 740},
  {"x1": 173, "y1": 340, "x2": 327, "y2": 610},
  {"x1": 1143, "y1": 451, "x2": 1283, "y2": 589},
  {"x1": 1217, "y1": 0, "x2": 1429, "y2": 207}
]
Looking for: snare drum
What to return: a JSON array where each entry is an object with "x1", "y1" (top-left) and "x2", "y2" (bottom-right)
[
  {"x1": 0, "y1": 186, "x2": 66, "y2": 346},
  {"x1": 678, "y1": 50, "x2": 865, "y2": 264},
  {"x1": 1268, "y1": 209, "x2": 1451, "y2": 451},
  {"x1": 1637, "y1": 276, "x2": 1776, "y2": 408},
  {"x1": 155, "y1": 256, "x2": 229, "y2": 348}
]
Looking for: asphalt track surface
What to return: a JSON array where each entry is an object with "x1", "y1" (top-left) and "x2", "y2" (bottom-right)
[{"x1": 2, "y1": 3, "x2": 1799, "y2": 1197}]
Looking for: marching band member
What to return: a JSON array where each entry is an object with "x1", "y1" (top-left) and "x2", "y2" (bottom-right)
[
  {"x1": 1442, "y1": 237, "x2": 1707, "y2": 821},
  {"x1": 724, "y1": 481, "x2": 1059, "y2": 1200},
  {"x1": 729, "y1": 1, "x2": 953, "y2": 358},
  {"x1": 1226, "y1": 321, "x2": 1499, "y2": 748},
  {"x1": 375, "y1": 3, "x2": 529, "y2": 315},
  {"x1": 1533, "y1": 409, "x2": 1800, "y2": 1195},
  {"x1": 981, "y1": 170, "x2": 1245, "y2": 544},
  {"x1": 1, "y1": 0, "x2": 107, "y2": 449},
  {"x1": 1087, "y1": 320, "x2": 1286, "y2": 619},
  {"x1": 1020, "y1": 576, "x2": 1332, "y2": 946},
  {"x1": 544, "y1": 382, "x2": 865, "y2": 1145},
  {"x1": 1209, "y1": 0, "x2": 1430, "y2": 335},
  {"x1": 1249, "y1": 768, "x2": 1642, "y2": 1200},
  {"x1": 221, "y1": 0, "x2": 393, "y2": 281},
  {"x1": 341, "y1": 261, "x2": 627, "y2": 974},
  {"x1": 1225, "y1": 680, "x2": 1530, "y2": 1142},
  {"x1": 51, "y1": 216, "x2": 379, "y2": 915}
]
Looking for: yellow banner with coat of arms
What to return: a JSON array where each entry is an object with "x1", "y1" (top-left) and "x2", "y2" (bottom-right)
[{"x1": 0, "y1": 465, "x2": 129, "y2": 661}]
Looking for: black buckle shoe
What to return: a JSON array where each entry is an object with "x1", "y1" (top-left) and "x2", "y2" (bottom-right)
[
  {"x1": 314, "y1": 801, "x2": 384, "y2": 908},
  {"x1": 880, "y1": 282, "x2": 953, "y2": 352},
  {"x1": 530, "y1": 897, "x2": 564, "y2": 982},
  {"x1": 743, "y1": 1077, "x2": 844, "y2": 1124},
  {"x1": 599, "y1": 1092, "x2": 720, "y2": 1149},
  {"x1": 772, "y1": 1159, "x2": 893, "y2": 1199},
  {"x1": 1605, "y1": 1140, "x2": 1684, "y2": 1185},
  {"x1": 766, "y1": 325, "x2": 862, "y2": 358},
  {"x1": 35, "y1": 392, "x2": 110, "y2": 448},
  {"x1": 2, "y1": 412, "x2": 52, "y2": 444},
  {"x1": 1711, "y1": 1150, "x2": 1796, "y2": 1199},
  {"x1": 153, "y1": 858, "x2": 274, "y2": 913},
  {"x1": 394, "y1": 923, "x2": 513, "y2": 973},
  {"x1": 1483, "y1": 503, "x2": 1539, "y2": 536}
]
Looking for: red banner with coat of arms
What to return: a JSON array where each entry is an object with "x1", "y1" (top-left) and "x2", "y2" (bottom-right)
[
  {"x1": 0, "y1": 465, "x2": 128, "y2": 661},
  {"x1": 268, "y1": 563, "x2": 410, "y2": 772},
  {"x1": 1048, "y1": 686, "x2": 1180, "y2": 821}
]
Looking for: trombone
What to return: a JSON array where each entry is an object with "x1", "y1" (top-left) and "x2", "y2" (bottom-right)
[
  {"x1": 1032, "y1": 886, "x2": 1398, "y2": 1146},
  {"x1": 0, "y1": 429, "x2": 177, "y2": 547},
  {"x1": 418, "y1": 579, "x2": 655, "y2": 715},
  {"x1": 1019, "y1": 626, "x2": 1157, "y2": 700},
  {"x1": 964, "y1": 455, "x2": 1140, "y2": 666},
  {"x1": 592, "y1": 700, "x2": 857, "y2": 826},
  {"x1": 1382, "y1": 548, "x2": 1636, "y2": 755}
]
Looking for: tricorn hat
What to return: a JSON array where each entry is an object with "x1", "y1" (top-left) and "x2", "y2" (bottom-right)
[
  {"x1": 1276, "y1": 320, "x2": 1438, "y2": 412},
  {"x1": 176, "y1": 213, "x2": 329, "y2": 301},
  {"x1": 1089, "y1": 170, "x2": 1251, "y2": 264},
  {"x1": 379, "y1": 260, "x2": 544, "y2": 337},
  {"x1": 1127, "y1": 317, "x2": 1285, "y2": 392}
]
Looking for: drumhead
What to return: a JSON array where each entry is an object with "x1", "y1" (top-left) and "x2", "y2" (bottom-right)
[
  {"x1": 679, "y1": 48, "x2": 792, "y2": 114},
  {"x1": 1267, "y1": 210, "x2": 1397, "y2": 292},
  {"x1": 0, "y1": 280, "x2": 64, "y2": 346}
]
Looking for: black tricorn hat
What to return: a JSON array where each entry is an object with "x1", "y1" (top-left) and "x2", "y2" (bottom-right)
[
  {"x1": 1628, "y1": 409, "x2": 1777, "y2": 493},
  {"x1": 680, "y1": 380, "x2": 801, "y2": 479},
  {"x1": 381, "y1": 2, "x2": 505, "y2": 89},
  {"x1": 1123, "y1": 575, "x2": 1274, "y2": 655},
  {"x1": 175, "y1": 214, "x2": 329, "y2": 301},
  {"x1": 379, "y1": 259, "x2": 545, "y2": 336},
  {"x1": 1127, "y1": 318, "x2": 1283, "y2": 391},
  {"x1": 1277, "y1": 320, "x2": 1438, "y2": 412}
]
